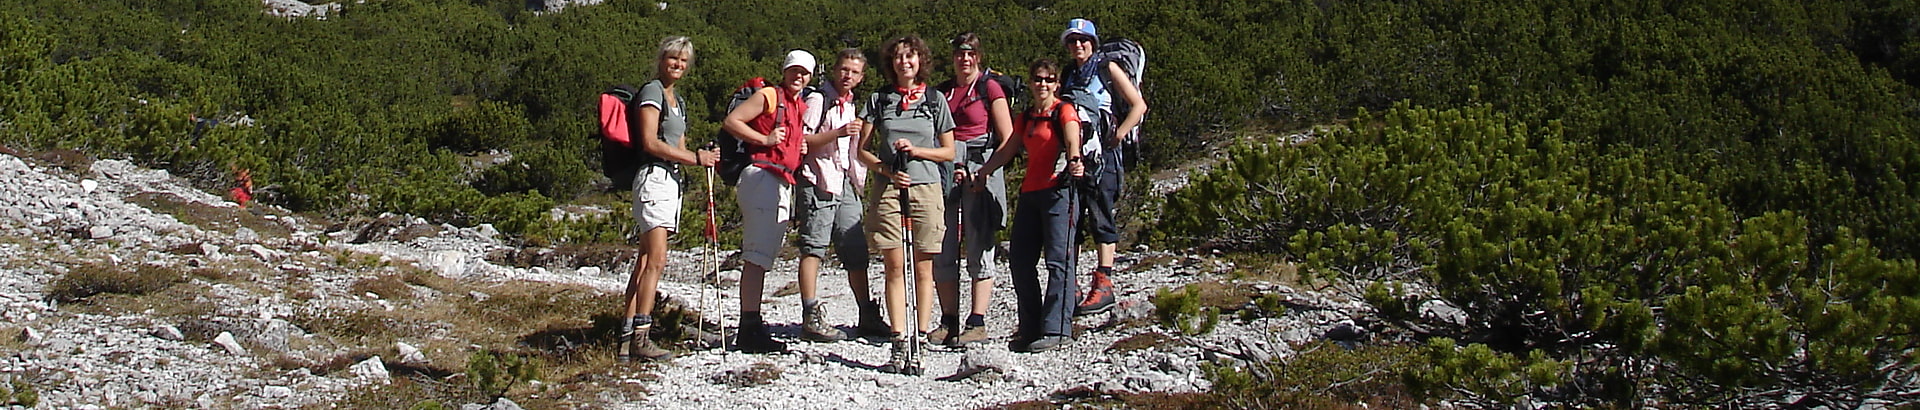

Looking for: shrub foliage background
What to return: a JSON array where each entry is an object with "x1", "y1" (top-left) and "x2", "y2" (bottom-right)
[{"x1": 1167, "y1": 104, "x2": 1919, "y2": 405}]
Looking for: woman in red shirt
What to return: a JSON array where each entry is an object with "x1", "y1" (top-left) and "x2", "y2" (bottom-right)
[{"x1": 970, "y1": 58, "x2": 1083, "y2": 352}]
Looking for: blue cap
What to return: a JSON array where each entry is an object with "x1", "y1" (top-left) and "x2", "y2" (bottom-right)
[{"x1": 1061, "y1": 18, "x2": 1098, "y2": 45}]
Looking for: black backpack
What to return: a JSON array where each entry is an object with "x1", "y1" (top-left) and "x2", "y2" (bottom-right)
[
  {"x1": 978, "y1": 68, "x2": 1026, "y2": 113},
  {"x1": 597, "y1": 85, "x2": 643, "y2": 191},
  {"x1": 715, "y1": 78, "x2": 814, "y2": 186}
]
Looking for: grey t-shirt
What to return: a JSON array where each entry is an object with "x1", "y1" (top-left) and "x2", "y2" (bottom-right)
[
  {"x1": 864, "y1": 87, "x2": 954, "y2": 185},
  {"x1": 635, "y1": 79, "x2": 687, "y2": 148}
]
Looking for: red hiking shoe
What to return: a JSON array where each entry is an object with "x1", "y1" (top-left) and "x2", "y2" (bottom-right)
[{"x1": 1074, "y1": 272, "x2": 1115, "y2": 316}]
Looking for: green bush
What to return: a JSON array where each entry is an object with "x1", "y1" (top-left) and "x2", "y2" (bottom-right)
[
  {"x1": 467, "y1": 350, "x2": 541, "y2": 399},
  {"x1": 1159, "y1": 104, "x2": 1920, "y2": 406},
  {"x1": 1406, "y1": 338, "x2": 1567, "y2": 406},
  {"x1": 1152, "y1": 284, "x2": 1219, "y2": 336},
  {"x1": 1362, "y1": 282, "x2": 1412, "y2": 322},
  {"x1": 1, "y1": 378, "x2": 38, "y2": 407},
  {"x1": 1203, "y1": 341, "x2": 1422, "y2": 409},
  {"x1": 1238, "y1": 292, "x2": 1286, "y2": 322}
]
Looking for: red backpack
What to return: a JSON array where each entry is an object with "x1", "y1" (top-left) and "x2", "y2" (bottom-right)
[{"x1": 598, "y1": 84, "x2": 643, "y2": 191}]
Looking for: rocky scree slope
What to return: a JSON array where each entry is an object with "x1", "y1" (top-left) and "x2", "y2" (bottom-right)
[{"x1": 0, "y1": 151, "x2": 1396, "y2": 409}]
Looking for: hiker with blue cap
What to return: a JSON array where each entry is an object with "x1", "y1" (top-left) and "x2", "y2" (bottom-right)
[{"x1": 1059, "y1": 18, "x2": 1148, "y2": 318}]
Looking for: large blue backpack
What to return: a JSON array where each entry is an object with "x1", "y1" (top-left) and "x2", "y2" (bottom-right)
[
  {"x1": 1059, "y1": 37, "x2": 1144, "y2": 159},
  {"x1": 1100, "y1": 38, "x2": 1146, "y2": 146}
]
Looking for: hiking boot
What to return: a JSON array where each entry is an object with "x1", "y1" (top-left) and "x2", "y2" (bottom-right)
[
  {"x1": 880, "y1": 335, "x2": 924, "y2": 375},
  {"x1": 684, "y1": 323, "x2": 724, "y2": 350},
  {"x1": 1008, "y1": 333, "x2": 1034, "y2": 352},
  {"x1": 629, "y1": 332, "x2": 675, "y2": 362},
  {"x1": 733, "y1": 323, "x2": 788, "y2": 354},
  {"x1": 927, "y1": 323, "x2": 959, "y2": 347},
  {"x1": 855, "y1": 303, "x2": 891, "y2": 339},
  {"x1": 1025, "y1": 335, "x2": 1072, "y2": 353},
  {"x1": 1074, "y1": 274, "x2": 1116, "y2": 316},
  {"x1": 615, "y1": 327, "x2": 636, "y2": 363},
  {"x1": 800, "y1": 303, "x2": 848, "y2": 342},
  {"x1": 954, "y1": 324, "x2": 989, "y2": 345}
]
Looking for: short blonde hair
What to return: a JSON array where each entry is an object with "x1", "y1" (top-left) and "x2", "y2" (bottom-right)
[{"x1": 655, "y1": 36, "x2": 694, "y2": 74}]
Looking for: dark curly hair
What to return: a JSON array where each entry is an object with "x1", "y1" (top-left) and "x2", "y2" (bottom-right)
[{"x1": 879, "y1": 35, "x2": 934, "y2": 86}]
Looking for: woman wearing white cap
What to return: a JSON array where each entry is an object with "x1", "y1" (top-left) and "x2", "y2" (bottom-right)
[
  {"x1": 858, "y1": 34, "x2": 956, "y2": 375},
  {"x1": 721, "y1": 49, "x2": 819, "y2": 354},
  {"x1": 1059, "y1": 18, "x2": 1147, "y2": 317},
  {"x1": 618, "y1": 35, "x2": 718, "y2": 363}
]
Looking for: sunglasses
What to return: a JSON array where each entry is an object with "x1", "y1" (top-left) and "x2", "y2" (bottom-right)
[{"x1": 1033, "y1": 76, "x2": 1058, "y2": 84}]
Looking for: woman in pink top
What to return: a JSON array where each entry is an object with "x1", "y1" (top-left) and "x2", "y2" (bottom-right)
[{"x1": 930, "y1": 32, "x2": 1017, "y2": 347}]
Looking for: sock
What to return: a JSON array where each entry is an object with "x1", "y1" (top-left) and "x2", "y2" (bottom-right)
[
  {"x1": 856, "y1": 298, "x2": 878, "y2": 311},
  {"x1": 803, "y1": 298, "x2": 820, "y2": 309},
  {"x1": 621, "y1": 316, "x2": 635, "y2": 336},
  {"x1": 966, "y1": 314, "x2": 986, "y2": 328},
  {"x1": 633, "y1": 315, "x2": 653, "y2": 336},
  {"x1": 941, "y1": 314, "x2": 960, "y2": 329}
]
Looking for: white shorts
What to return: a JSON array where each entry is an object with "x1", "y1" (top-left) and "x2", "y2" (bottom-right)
[
  {"x1": 631, "y1": 166, "x2": 682, "y2": 233},
  {"x1": 736, "y1": 166, "x2": 792, "y2": 269}
]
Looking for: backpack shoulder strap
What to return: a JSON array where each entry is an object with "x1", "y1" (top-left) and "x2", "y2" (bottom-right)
[{"x1": 973, "y1": 73, "x2": 992, "y2": 101}]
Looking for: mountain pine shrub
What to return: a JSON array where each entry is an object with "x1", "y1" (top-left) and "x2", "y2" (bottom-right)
[{"x1": 1160, "y1": 104, "x2": 1920, "y2": 406}]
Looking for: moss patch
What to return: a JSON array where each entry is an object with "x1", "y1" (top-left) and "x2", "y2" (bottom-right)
[{"x1": 1107, "y1": 332, "x2": 1175, "y2": 354}]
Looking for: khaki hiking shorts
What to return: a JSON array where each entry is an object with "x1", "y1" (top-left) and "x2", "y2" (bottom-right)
[{"x1": 867, "y1": 183, "x2": 945, "y2": 253}]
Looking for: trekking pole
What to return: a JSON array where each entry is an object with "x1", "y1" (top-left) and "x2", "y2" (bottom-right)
[
  {"x1": 896, "y1": 153, "x2": 919, "y2": 374},
  {"x1": 953, "y1": 145, "x2": 967, "y2": 284},
  {"x1": 1065, "y1": 161, "x2": 1081, "y2": 289},
  {"x1": 703, "y1": 155, "x2": 727, "y2": 359}
]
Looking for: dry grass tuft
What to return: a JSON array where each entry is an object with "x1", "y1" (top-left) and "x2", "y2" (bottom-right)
[
  {"x1": 301, "y1": 276, "x2": 659, "y2": 407},
  {"x1": 45, "y1": 263, "x2": 185, "y2": 303},
  {"x1": 292, "y1": 310, "x2": 423, "y2": 342},
  {"x1": 33, "y1": 149, "x2": 91, "y2": 172},
  {"x1": 1187, "y1": 280, "x2": 1256, "y2": 313},
  {"x1": 125, "y1": 192, "x2": 291, "y2": 239},
  {"x1": 1227, "y1": 253, "x2": 1304, "y2": 285},
  {"x1": 0, "y1": 326, "x2": 24, "y2": 353},
  {"x1": 349, "y1": 275, "x2": 414, "y2": 300},
  {"x1": 1107, "y1": 332, "x2": 1175, "y2": 354}
]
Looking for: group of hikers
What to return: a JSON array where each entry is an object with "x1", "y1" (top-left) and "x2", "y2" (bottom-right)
[{"x1": 603, "y1": 18, "x2": 1147, "y2": 376}]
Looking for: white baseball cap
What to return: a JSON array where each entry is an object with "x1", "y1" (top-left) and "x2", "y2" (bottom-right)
[{"x1": 783, "y1": 49, "x2": 816, "y2": 74}]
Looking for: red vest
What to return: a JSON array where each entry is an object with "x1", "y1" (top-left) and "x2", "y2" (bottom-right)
[{"x1": 747, "y1": 87, "x2": 809, "y2": 184}]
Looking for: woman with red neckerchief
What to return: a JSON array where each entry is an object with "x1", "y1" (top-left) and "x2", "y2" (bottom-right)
[{"x1": 857, "y1": 34, "x2": 956, "y2": 376}]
